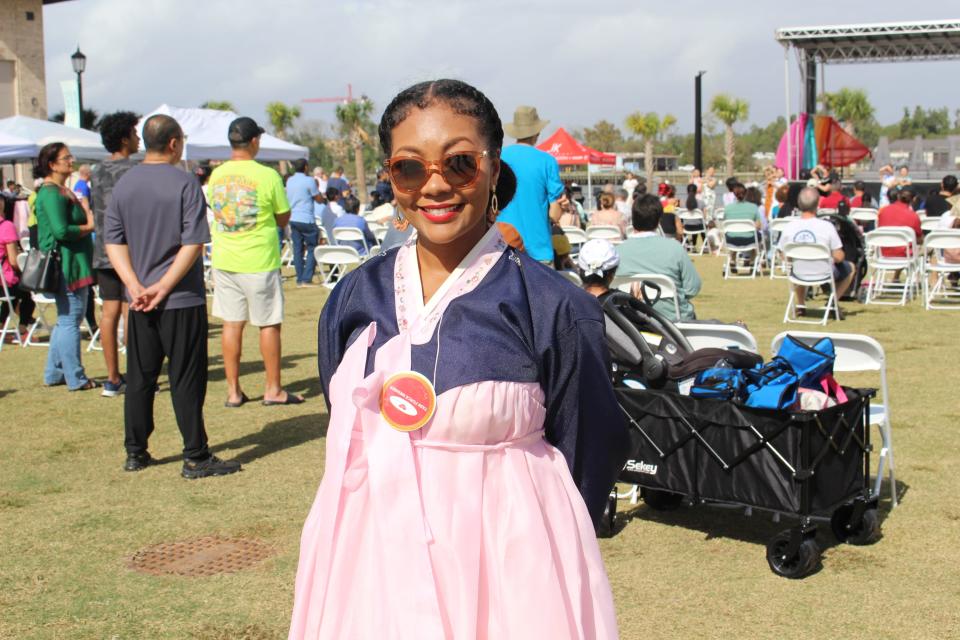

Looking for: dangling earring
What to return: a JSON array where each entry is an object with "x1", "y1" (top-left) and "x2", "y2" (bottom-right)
[
  {"x1": 393, "y1": 206, "x2": 409, "y2": 231},
  {"x1": 487, "y1": 191, "x2": 499, "y2": 224}
]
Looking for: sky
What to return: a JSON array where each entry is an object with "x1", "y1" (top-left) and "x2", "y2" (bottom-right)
[{"x1": 41, "y1": 0, "x2": 959, "y2": 139}]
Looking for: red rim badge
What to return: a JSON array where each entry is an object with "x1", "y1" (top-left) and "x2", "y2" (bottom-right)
[{"x1": 380, "y1": 371, "x2": 437, "y2": 432}]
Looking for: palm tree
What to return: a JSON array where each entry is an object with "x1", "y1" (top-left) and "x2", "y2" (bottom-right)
[
  {"x1": 50, "y1": 108, "x2": 100, "y2": 131},
  {"x1": 335, "y1": 96, "x2": 375, "y2": 203},
  {"x1": 265, "y1": 102, "x2": 301, "y2": 141},
  {"x1": 710, "y1": 94, "x2": 749, "y2": 176},
  {"x1": 201, "y1": 100, "x2": 236, "y2": 112},
  {"x1": 819, "y1": 88, "x2": 875, "y2": 137},
  {"x1": 624, "y1": 111, "x2": 677, "y2": 186}
]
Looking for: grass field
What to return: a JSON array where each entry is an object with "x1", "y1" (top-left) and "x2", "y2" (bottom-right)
[{"x1": 2, "y1": 253, "x2": 959, "y2": 639}]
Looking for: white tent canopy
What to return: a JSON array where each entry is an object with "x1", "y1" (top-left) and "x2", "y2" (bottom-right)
[
  {"x1": 0, "y1": 116, "x2": 109, "y2": 160},
  {"x1": 139, "y1": 105, "x2": 308, "y2": 162},
  {"x1": 0, "y1": 131, "x2": 38, "y2": 161}
]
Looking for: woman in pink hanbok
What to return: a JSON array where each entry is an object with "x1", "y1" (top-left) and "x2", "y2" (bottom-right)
[{"x1": 289, "y1": 80, "x2": 629, "y2": 640}]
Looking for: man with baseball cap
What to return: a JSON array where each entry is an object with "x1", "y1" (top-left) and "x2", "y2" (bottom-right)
[
  {"x1": 498, "y1": 106, "x2": 564, "y2": 265},
  {"x1": 208, "y1": 116, "x2": 303, "y2": 407}
]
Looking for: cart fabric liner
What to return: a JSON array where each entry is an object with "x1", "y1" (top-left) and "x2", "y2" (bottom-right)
[{"x1": 615, "y1": 385, "x2": 873, "y2": 517}]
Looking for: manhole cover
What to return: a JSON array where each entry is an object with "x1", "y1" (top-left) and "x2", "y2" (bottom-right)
[{"x1": 128, "y1": 536, "x2": 273, "y2": 577}]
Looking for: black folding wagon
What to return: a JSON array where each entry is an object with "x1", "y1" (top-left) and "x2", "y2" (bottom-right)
[{"x1": 598, "y1": 290, "x2": 881, "y2": 579}]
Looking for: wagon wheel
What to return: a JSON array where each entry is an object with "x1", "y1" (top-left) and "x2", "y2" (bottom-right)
[
  {"x1": 831, "y1": 504, "x2": 881, "y2": 545},
  {"x1": 766, "y1": 531, "x2": 820, "y2": 579},
  {"x1": 640, "y1": 488, "x2": 684, "y2": 511},
  {"x1": 597, "y1": 493, "x2": 617, "y2": 538}
]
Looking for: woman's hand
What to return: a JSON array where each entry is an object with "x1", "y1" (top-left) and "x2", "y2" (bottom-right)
[{"x1": 78, "y1": 207, "x2": 95, "y2": 235}]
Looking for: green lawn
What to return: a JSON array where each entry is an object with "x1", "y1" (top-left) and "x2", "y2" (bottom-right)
[{"x1": 2, "y1": 255, "x2": 958, "y2": 639}]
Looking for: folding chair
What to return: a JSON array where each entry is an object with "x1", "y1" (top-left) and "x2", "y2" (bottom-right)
[
  {"x1": 563, "y1": 227, "x2": 587, "y2": 258},
  {"x1": 611, "y1": 273, "x2": 681, "y2": 321},
  {"x1": 767, "y1": 217, "x2": 794, "y2": 280},
  {"x1": 920, "y1": 218, "x2": 942, "y2": 233},
  {"x1": 720, "y1": 219, "x2": 761, "y2": 279},
  {"x1": 816, "y1": 208, "x2": 838, "y2": 217},
  {"x1": 23, "y1": 292, "x2": 56, "y2": 347},
  {"x1": 781, "y1": 242, "x2": 840, "y2": 325},
  {"x1": 559, "y1": 270, "x2": 582, "y2": 286},
  {"x1": 679, "y1": 210, "x2": 707, "y2": 255},
  {"x1": 771, "y1": 330, "x2": 897, "y2": 507},
  {"x1": 850, "y1": 208, "x2": 878, "y2": 229},
  {"x1": 585, "y1": 225, "x2": 623, "y2": 243},
  {"x1": 332, "y1": 227, "x2": 372, "y2": 257},
  {"x1": 921, "y1": 230, "x2": 960, "y2": 310},
  {"x1": 0, "y1": 273, "x2": 23, "y2": 350},
  {"x1": 202, "y1": 243, "x2": 214, "y2": 297},
  {"x1": 314, "y1": 246, "x2": 362, "y2": 288},
  {"x1": 675, "y1": 321, "x2": 759, "y2": 354},
  {"x1": 864, "y1": 228, "x2": 918, "y2": 306},
  {"x1": 86, "y1": 287, "x2": 104, "y2": 352}
]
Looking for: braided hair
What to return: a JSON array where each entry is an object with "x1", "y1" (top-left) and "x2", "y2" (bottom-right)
[{"x1": 378, "y1": 79, "x2": 515, "y2": 209}]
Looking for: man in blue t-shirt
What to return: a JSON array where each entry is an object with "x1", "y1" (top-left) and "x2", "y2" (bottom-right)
[
  {"x1": 332, "y1": 195, "x2": 376, "y2": 256},
  {"x1": 285, "y1": 159, "x2": 324, "y2": 286},
  {"x1": 498, "y1": 106, "x2": 564, "y2": 263},
  {"x1": 326, "y1": 167, "x2": 350, "y2": 203}
]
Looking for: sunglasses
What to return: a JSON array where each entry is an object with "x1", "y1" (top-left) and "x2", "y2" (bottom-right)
[{"x1": 384, "y1": 150, "x2": 489, "y2": 194}]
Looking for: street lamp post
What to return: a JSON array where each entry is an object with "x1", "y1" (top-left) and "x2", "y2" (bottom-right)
[
  {"x1": 70, "y1": 46, "x2": 86, "y2": 127},
  {"x1": 694, "y1": 71, "x2": 706, "y2": 173}
]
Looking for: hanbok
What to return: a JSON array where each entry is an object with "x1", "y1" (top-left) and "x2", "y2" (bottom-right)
[{"x1": 290, "y1": 225, "x2": 628, "y2": 639}]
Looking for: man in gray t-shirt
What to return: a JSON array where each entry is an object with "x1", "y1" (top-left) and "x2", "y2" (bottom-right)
[{"x1": 105, "y1": 113, "x2": 240, "y2": 480}]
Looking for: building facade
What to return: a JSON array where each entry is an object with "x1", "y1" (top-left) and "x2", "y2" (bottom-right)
[{"x1": 0, "y1": 0, "x2": 71, "y2": 120}]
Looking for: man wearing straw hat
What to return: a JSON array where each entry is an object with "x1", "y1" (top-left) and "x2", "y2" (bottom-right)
[{"x1": 499, "y1": 106, "x2": 564, "y2": 264}]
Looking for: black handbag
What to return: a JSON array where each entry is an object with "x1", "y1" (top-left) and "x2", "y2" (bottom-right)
[{"x1": 20, "y1": 247, "x2": 61, "y2": 294}]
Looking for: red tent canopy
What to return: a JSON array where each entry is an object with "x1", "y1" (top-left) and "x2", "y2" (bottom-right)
[{"x1": 536, "y1": 127, "x2": 616, "y2": 165}]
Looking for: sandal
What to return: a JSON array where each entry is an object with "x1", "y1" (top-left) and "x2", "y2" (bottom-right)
[
  {"x1": 262, "y1": 392, "x2": 305, "y2": 406},
  {"x1": 70, "y1": 380, "x2": 100, "y2": 392},
  {"x1": 224, "y1": 392, "x2": 250, "y2": 408}
]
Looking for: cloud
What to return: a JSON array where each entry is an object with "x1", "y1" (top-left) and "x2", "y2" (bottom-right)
[{"x1": 42, "y1": 0, "x2": 960, "y2": 136}]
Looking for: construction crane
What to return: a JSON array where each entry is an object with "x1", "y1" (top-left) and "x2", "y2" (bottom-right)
[{"x1": 301, "y1": 84, "x2": 354, "y2": 105}]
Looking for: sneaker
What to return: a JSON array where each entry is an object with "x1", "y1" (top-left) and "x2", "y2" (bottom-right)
[
  {"x1": 102, "y1": 377, "x2": 126, "y2": 397},
  {"x1": 124, "y1": 452, "x2": 155, "y2": 472},
  {"x1": 181, "y1": 455, "x2": 242, "y2": 479}
]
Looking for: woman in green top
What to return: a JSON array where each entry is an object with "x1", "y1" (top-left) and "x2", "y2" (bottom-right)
[{"x1": 34, "y1": 142, "x2": 98, "y2": 391}]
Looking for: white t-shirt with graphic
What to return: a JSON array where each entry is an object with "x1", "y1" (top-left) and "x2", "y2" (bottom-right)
[{"x1": 777, "y1": 216, "x2": 842, "y2": 281}]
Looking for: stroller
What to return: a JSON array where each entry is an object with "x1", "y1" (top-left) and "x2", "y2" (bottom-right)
[
  {"x1": 821, "y1": 211, "x2": 869, "y2": 298},
  {"x1": 599, "y1": 285, "x2": 880, "y2": 579}
]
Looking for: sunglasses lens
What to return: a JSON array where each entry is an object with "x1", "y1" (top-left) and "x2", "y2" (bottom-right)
[
  {"x1": 391, "y1": 158, "x2": 427, "y2": 191},
  {"x1": 443, "y1": 153, "x2": 479, "y2": 187}
]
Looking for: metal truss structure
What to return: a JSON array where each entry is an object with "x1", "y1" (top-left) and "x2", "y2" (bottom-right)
[{"x1": 776, "y1": 20, "x2": 960, "y2": 64}]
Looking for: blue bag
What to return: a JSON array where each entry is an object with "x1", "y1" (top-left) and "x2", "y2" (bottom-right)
[
  {"x1": 690, "y1": 367, "x2": 745, "y2": 400},
  {"x1": 743, "y1": 359, "x2": 799, "y2": 410},
  {"x1": 775, "y1": 336, "x2": 836, "y2": 387}
]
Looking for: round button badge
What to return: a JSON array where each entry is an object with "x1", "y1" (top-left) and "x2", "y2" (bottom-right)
[{"x1": 380, "y1": 371, "x2": 437, "y2": 432}]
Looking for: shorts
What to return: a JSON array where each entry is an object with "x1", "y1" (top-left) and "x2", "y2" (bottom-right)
[
  {"x1": 833, "y1": 260, "x2": 853, "y2": 282},
  {"x1": 211, "y1": 269, "x2": 284, "y2": 327},
  {"x1": 96, "y1": 268, "x2": 124, "y2": 301}
]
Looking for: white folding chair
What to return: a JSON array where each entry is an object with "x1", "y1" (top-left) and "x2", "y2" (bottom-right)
[
  {"x1": 850, "y1": 208, "x2": 878, "y2": 229},
  {"x1": 563, "y1": 227, "x2": 587, "y2": 258},
  {"x1": 86, "y1": 287, "x2": 105, "y2": 352},
  {"x1": 332, "y1": 227, "x2": 372, "y2": 257},
  {"x1": 202, "y1": 243, "x2": 214, "y2": 297},
  {"x1": 0, "y1": 273, "x2": 23, "y2": 350},
  {"x1": 771, "y1": 331, "x2": 897, "y2": 507},
  {"x1": 679, "y1": 210, "x2": 707, "y2": 255},
  {"x1": 281, "y1": 238, "x2": 294, "y2": 269},
  {"x1": 781, "y1": 242, "x2": 840, "y2": 325},
  {"x1": 559, "y1": 270, "x2": 582, "y2": 286},
  {"x1": 314, "y1": 246, "x2": 362, "y2": 288},
  {"x1": 675, "y1": 321, "x2": 759, "y2": 354},
  {"x1": 611, "y1": 273, "x2": 681, "y2": 321},
  {"x1": 863, "y1": 228, "x2": 917, "y2": 306},
  {"x1": 585, "y1": 225, "x2": 623, "y2": 243},
  {"x1": 367, "y1": 222, "x2": 387, "y2": 237},
  {"x1": 23, "y1": 292, "x2": 56, "y2": 347},
  {"x1": 921, "y1": 230, "x2": 960, "y2": 310},
  {"x1": 920, "y1": 218, "x2": 942, "y2": 233},
  {"x1": 767, "y1": 217, "x2": 794, "y2": 280},
  {"x1": 817, "y1": 208, "x2": 838, "y2": 217},
  {"x1": 720, "y1": 220, "x2": 761, "y2": 279}
]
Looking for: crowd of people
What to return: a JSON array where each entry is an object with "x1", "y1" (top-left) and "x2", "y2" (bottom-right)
[{"x1": 4, "y1": 76, "x2": 960, "y2": 638}]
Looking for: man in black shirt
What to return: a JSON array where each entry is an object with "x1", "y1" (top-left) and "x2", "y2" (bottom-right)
[{"x1": 923, "y1": 175, "x2": 958, "y2": 217}]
